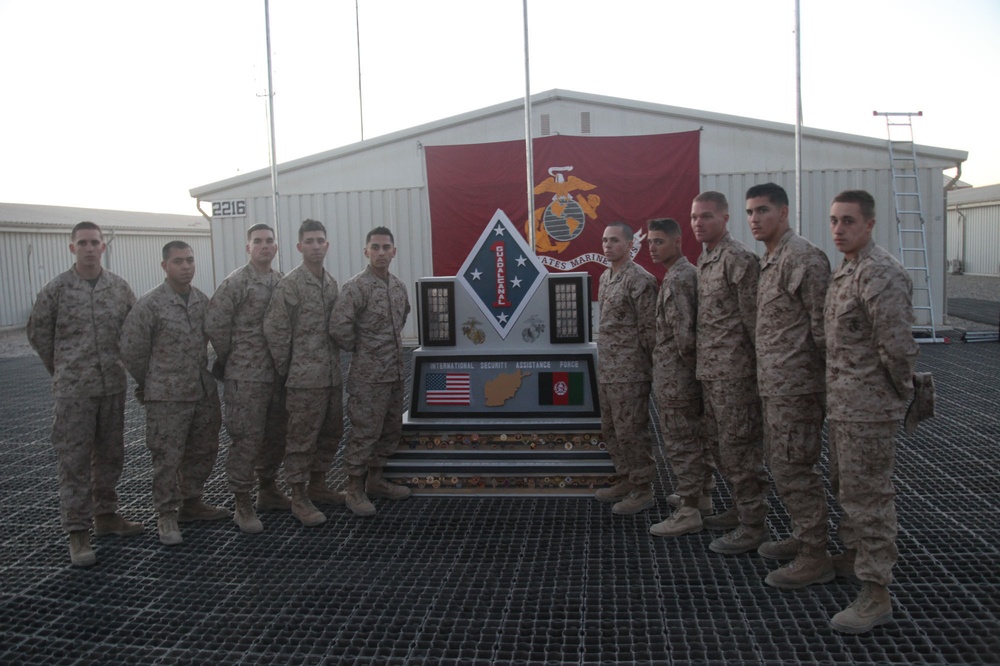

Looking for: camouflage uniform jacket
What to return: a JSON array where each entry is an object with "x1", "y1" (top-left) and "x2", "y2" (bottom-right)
[
  {"x1": 652, "y1": 256, "x2": 700, "y2": 401},
  {"x1": 597, "y1": 258, "x2": 657, "y2": 384},
  {"x1": 263, "y1": 265, "x2": 342, "y2": 389},
  {"x1": 27, "y1": 267, "x2": 135, "y2": 398},
  {"x1": 756, "y1": 229, "x2": 831, "y2": 397},
  {"x1": 825, "y1": 239, "x2": 918, "y2": 422},
  {"x1": 121, "y1": 282, "x2": 214, "y2": 402},
  {"x1": 205, "y1": 264, "x2": 283, "y2": 383},
  {"x1": 329, "y1": 265, "x2": 410, "y2": 388},
  {"x1": 696, "y1": 232, "x2": 759, "y2": 381}
]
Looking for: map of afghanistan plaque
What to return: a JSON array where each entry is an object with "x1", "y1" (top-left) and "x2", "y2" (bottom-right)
[{"x1": 391, "y1": 209, "x2": 612, "y2": 496}]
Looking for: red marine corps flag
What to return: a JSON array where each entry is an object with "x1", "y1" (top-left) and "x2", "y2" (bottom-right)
[{"x1": 425, "y1": 131, "x2": 701, "y2": 292}]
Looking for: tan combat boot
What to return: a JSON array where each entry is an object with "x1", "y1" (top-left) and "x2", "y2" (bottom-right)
[
  {"x1": 703, "y1": 506, "x2": 740, "y2": 530},
  {"x1": 94, "y1": 513, "x2": 144, "y2": 537},
  {"x1": 178, "y1": 497, "x2": 230, "y2": 523},
  {"x1": 758, "y1": 537, "x2": 800, "y2": 561},
  {"x1": 649, "y1": 506, "x2": 703, "y2": 537},
  {"x1": 612, "y1": 483, "x2": 654, "y2": 515},
  {"x1": 290, "y1": 483, "x2": 327, "y2": 527},
  {"x1": 765, "y1": 548, "x2": 835, "y2": 589},
  {"x1": 709, "y1": 524, "x2": 768, "y2": 555},
  {"x1": 344, "y1": 475, "x2": 376, "y2": 517},
  {"x1": 308, "y1": 472, "x2": 345, "y2": 505},
  {"x1": 256, "y1": 477, "x2": 291, "y2": 511},
  {"x1": 830, "y1": 582, "x2": 893, "y2": 634},
  {"x1": 595, "y1": 479, "x2": 634, "y2": 504},
  {"x1": 666, "y1": 493, "x2": 713, "y2": 516},
  {"x1": 366, "y1": 467, "x2": 412, "y2": 500},
  {"x1": 831, "y1": 549, "x2": 860, "y2": 583},
  {"x1": 233, "y1": 493, "x2": 263, "y2": 534},
  {"x1": 68, "y1": 530, "x2": 96, "y2": 567},
  {"x1": 157, "y1": 511, "x2": 183, "y2": 546}
]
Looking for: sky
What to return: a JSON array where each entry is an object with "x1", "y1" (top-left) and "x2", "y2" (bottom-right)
[{"x1": 1, "y1": 0, "x2": 998, "y2": 216}]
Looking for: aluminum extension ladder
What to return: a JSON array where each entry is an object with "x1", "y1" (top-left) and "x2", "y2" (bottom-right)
[{"x1": 874, "y1": 110, "x2": 940, "y2": 341}]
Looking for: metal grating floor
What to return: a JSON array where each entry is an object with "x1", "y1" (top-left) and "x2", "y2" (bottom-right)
[
  {"x1": 947, "y1": 298, "x2": 1000, "y2": 327},
  {"x1": 0, "y1": 343, "x2": 998, "y2": 665}
]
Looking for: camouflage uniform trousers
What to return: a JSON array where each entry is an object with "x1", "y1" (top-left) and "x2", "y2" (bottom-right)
[
  {"x1": 828, "y1": 419, "x2": 899, "y2": 586},
  {"x1": 598, "y1": 382, "x2": 656, "y2": 485},
  {"x1": 222, "y1": 379, "x2": 287, "y2": 494},
  {"x1": 653, "y1": 393, "x2": 712, "y2": 501},
  {"x1": 701, "y1": 377, "x2": 769, "y2": 526},
  {"x1": 343, "y1": 380, "x2": 404, "y2": 478},
  {"x1": 51, "y1": 393, "x2": 127, "y2": 532},
  {"x1": 144, "y1": 394, "x2": 222, "y2": 514},
  {"x1": 283, "y1": 386, "x2": 343, "y2": 485},
  {"x1": 762, "y1": 394, "x2": 829, "y2": 551}
]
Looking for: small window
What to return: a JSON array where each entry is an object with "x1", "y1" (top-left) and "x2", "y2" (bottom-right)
[
  {"x1": 581, "y1": 111, "x2": 591, "y2": 134},
  {"x1": 540, "y1": 114, "x2": 551, "y2": 136}
]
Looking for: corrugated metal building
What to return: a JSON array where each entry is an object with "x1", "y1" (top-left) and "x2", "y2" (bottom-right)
[
  {"x1": 947, "y1": 183, "x2": 1000, "y2": 276},
  {"x1": 190, "y1": 89, "x2": 967, "y2": 339},
  {"x1": 0, "y1": 203, "x2": 212, "y2": 329}
]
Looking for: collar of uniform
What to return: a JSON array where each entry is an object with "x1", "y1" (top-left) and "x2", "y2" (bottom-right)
[
  {"x1": 605, "y1": 258, "x2": 635, "y2": 282},
  {"x1": 361, "y1": 264, "x2": 387, "y2": 282},
  {"x1": 832, "y1": 239, "x2": 876, "y2": 278},
  {"x1": 700, "y1": 232, "x2": 731, "y2": 266},
  {"x1": 160, "y1": 280, "x2": 196, "y2": 305},
  {"x1": 760, "y1": 229, "x2": 794, "y2": 268},
  {"x1": 301, "y1": 266, "x2": 329, "y2": 287},
  {"x1": 71, "y1": 265, "x2": 106, "y2": 289},
  {"x1": 244, "y1": 263, "x2": 279, "y2": 285},
  {"x1": 667, "y1": 255, "x2": 691, "y2": 275}
]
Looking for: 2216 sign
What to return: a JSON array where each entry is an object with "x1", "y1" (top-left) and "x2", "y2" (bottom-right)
[{"x1": 211, "y1": 200, "x2": 247, "y2": 217}]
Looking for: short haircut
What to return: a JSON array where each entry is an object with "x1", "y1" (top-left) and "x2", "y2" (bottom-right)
[
  {"x1": 71, "y1": 221, "x2": 103, "y2": 241},
  {"x1": 366, "y1": 226, "x2": 394, "y2": 244},
  {"x1": 647, "y1": 218, "x2": 681, "y2": 236},
  {"x1": 298, "y1": 219, "x2": 327, "y2": 241},
  {"x1": 246, "y1": 223, "x2": 274, "y2": 241},
  {"x1": 832, "y1": 190, "x2": 876, "y2": 221},
  {"x1": 604, "y1": 221, "x2": 634, "y2": 243},
  {"x1": 693, "y1": 191, "x2": 729, "y2": 212},
  {"x1": 745, "y1": 182, "x2": 789, "y2": 207},
  {"x1": 162, "y1": 240, "x2": 192, "y2": 261}
]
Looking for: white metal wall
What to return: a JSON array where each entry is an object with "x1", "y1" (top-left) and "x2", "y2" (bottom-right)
[
  {"x1": 210, "y1": 188, "x2": 430, "y2": 341},
  {"x1": 210, "y1": 167, "x2": 948, "y2": 336},
  {"x1": 0, "y1": 228, "x2": 212, "y2": 329},
  {"x1": 947, "y1": 201, "x2": 1000, "y2": 276}
]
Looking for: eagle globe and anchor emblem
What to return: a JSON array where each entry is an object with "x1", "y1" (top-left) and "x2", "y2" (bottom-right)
[{"x1": 530, "y1": 166, "x2": 601, "y2": 253}]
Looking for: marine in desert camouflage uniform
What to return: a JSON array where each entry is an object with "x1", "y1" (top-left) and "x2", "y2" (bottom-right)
[
  {"x1": 330, "y1": 226, "x2": 411, "y2": 516},
  {"x1": 27, "y1": 221, "x2": 144, "y2": 566},
  {"x1": 644, "y1": 218, "x2": 713, "y2": 538},
  {"x1": 121, "y1": 241, "x2": 227, "y2": 547},
  {"x1": 745, "y1": 183, "x2": 833, "y2": 588},
  {"x1": 594, "y1": 221, "x2": 658, "y2": 515},
  {"x1": 690, "y1": 191, "x2": 770, "y2": 556},
  {"x1": 263, "y1": 219, "x2": 343, "y2": 527},
  {"x1": 825, "y1": 190, "x2": 918, "y2": 634},
  {"x1": 205, "y1": 223, "x2": 287, "y2": 534}
]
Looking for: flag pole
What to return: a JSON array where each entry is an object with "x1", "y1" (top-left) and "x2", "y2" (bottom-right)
[
  {"x1": 263, "y1": 0, "x2": 280, "y2": 230},
  {"x1": 794, "y1": 0, "x2": 803, "y2": 236},
  {"x1": 522, "y1": 0, "x2": 535, "y2": 255},
  {"x1": 355, "y1": 0, "x2": 364, "y2": 141}
]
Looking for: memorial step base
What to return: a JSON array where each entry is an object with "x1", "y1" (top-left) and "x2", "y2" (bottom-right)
[{"x1": 386, "y1": 431, "x2": 615, "y2": 497}]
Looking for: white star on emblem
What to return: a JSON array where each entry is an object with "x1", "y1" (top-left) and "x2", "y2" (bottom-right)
[
  {"x1": 516, "y1": 255, "x2": 527, "y2": 267},
  {"x1": 470, "y1": 268, "x2": 482, "y2": 280},
  {"x1": 497, "y1": 313, "x2": 509, "y2": 324},
  {"x1": 493, "y1": 225, "x2": 506, "y2": 236},
  {"x1": 511, "y1": 276, "x2": 522, "y2": 288}
]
